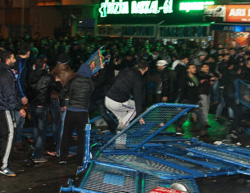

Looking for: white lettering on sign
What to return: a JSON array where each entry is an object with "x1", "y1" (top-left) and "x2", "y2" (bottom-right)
[
  {"x1": 229, "y1": 8, "x2": 246, "y2": 16},
  {"x1": 131, "y1": 0, "x2": 159, "y2": 14},
  {"x1": 99, "y1": 0, "x2": 173, "y2": 17},
  {"x1": 223, "y1": 26, "x2": 236, "y2": 31},
  {"x1": 99, "y1": 0, "x2": 129, "y2": 17}
]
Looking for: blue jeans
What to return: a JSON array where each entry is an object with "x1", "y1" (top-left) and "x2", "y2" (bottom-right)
[
  {"x1": 14, "y1": 110, "x2": 25, "y2": 143},
  {"x1": 210, "y1": 79, "x2": 220, "y2": 103},
  {"x1": 50, "y1": 99, "x2": 61, "y2": 148},
  {"x1": 215, "y1": 89, "x2": 234, "y2": 119},
  {"x1": 29, "y1": 105, "x2": 49, "y2": 159}
]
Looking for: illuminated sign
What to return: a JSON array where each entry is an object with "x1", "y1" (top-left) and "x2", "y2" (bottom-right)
[
  {"x1": 179, "y1": 1, "x2": 214, "y2": 12},
  {"x1": 211, "y1": 24, "x2": 250, "y2": 32},
  {"x1": 204, "y1": 4, "x2": 250, "y2": 23},
  {"x1": 226, "y1": 5, "x2": 250, "y2": 22},
  {"x1": 99, "y1": 0, "x2": 173, "y2": 17}
]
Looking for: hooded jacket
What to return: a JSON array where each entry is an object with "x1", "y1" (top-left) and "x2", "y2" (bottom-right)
[
  {"x1": 0, "y1": 62, "x2": 21, "y2": 110},
  {"x1": 59, "y1": 63, "x2": 94, "y2": 111},
  {"x1": 27, "y1": 69, "x2": 62, "y2": 106}
]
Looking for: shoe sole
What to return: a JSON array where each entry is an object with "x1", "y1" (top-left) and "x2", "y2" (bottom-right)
[{"x1": 0, "y1": 171, "x2": 16, "y2": 177}]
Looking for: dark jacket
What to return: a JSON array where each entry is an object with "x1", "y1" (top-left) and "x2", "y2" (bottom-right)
[
  {"x1": 180, "y1": 74, "x2": 200, "y2": 104},
  {"x1": 220, "y1": 68, "x2": 239, "y2": 98},
  {"x1": 160, "y1": 67, "x2": 177, "y2": 97},
  {"x1": 27, "y1": 69, "x2": 62, "y2": 106},
  {"x1": 60, "y1": 64, "x2": 94, "y2": 111},
  {"x1": 0, "y1": 62, "x2": 21, "y2": 111},
  {"x1": 241, "y1": 67, "x2": 250, "y2": 84},
  {"x1": 14, "y1": 57, "x2": 29, "y2": 99},
  {"x1": 106, "y1": 67, "x2": 144, "y2": 117},
  {"x1": 175, "y1": 63, "x2": 187, "y2": 89},
  {"x1": 197, "y1": 71, "x2": 212, "y2": 95}
]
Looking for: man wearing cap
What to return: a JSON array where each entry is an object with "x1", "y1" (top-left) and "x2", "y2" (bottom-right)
[{"x1": 156, "y1": 60, "x2": 177, "y2": 103}]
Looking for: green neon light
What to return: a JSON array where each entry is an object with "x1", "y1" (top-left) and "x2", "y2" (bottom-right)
[
  {"x1": 99, "y1": 0, "x2": 173, "y2": 17},
  {"x1": 179, "y1": 1, "x2": 214, "y2": 12}
]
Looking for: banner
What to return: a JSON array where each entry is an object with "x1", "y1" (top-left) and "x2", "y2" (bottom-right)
[
  {"x1": 97, "y1": 26, "x2": 122, "y2": 37},
  {"x1": 226, "y1": 5, "x2": 250, "y2": 22},
  {"x1": 204, "y1": 4, "x2": 250, "y2": 23},
  {"x1": 204, "y1": 5, "x2": 226, "y2": 22},
  {"x1": 97, "y1": 25, "x2": 155, "y2": 37},
  {"x1": 159, "y1": 26, "x2": 210, "y2": 38}
]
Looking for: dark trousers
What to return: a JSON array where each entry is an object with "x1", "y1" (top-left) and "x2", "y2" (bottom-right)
[
  {"x1": 89, "y1": 99, "x2": 117, "y2": 133},
  {"x1": 29, "y1": 105, "x2": 49, "y2": 159},
  {"x1": 0, "y1": 110, "x2": 14, "y2": 169},
  {"x1": 60, "y1": 111, "x2": 88, "y2": 166},
  {"x1": 50, "y1": 99, "x2": 61, "y2": 146}
]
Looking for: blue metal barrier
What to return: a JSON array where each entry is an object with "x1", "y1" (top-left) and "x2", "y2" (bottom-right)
[
  {"x1": 101, "y1": 103, "x2": 198, "y2": 152},
  {"x1": 61, "y1": 102, "x2": 250, "y2": 193},
  {"x1": 235, "y1": 79, "x2": 250, "y2": 108}
]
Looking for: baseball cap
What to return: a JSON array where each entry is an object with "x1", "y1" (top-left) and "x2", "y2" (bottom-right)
[{"x1": 156, "y1": 60, "x2": 168, "y2": 67}]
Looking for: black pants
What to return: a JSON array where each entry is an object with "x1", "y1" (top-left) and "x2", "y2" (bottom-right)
[
  {"x1": 60, "y1": 111, "x2": 88, "y2": 166},
  {"x1": 0, "y1": 110, "x2": 14, "y2": 169},
  {"x1": 89, "y1": 99, "x2": 117, "y2": 133}
]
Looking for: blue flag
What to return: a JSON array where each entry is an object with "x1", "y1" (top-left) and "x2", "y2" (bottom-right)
[{"x1": 82, "y1": 47, "x2": 103, "y2": 76}]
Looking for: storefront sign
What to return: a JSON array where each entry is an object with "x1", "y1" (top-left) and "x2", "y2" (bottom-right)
[
  {"x1": 97, "y1": 25, "x2": 155, "y2": 37},
  {"x1": 204, "y1": 5, "x2": 226, "y2": 19},
  {"x1": 204, "y1": 4, "x2": 250, "y2": 23},
  {"x1": 97, "y1": 25, "x2": 122, "y2": 36},
  {"x1": 159, "y1": 25, "x2": 210, "y2": 38},
  {"x1": 179, "y1": 1, "x2": 214, "y2": 12},
  {"x1": 211, "y1": 24, "x2": 250, "y2": 32},
  {"x1": 99, "y1": 0, "x2": 173, "y2": 17},
  {"x1": 226, "y1": 5, "x2": 250, "y2": 22}
]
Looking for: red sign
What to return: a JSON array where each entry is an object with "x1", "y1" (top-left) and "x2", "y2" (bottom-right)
[
  {"x1": 226, "y1": 5, "x2": 250, "y2": 22},
  {"x1": 149, "y1": 187, "x2": 188, "y2": 193}
]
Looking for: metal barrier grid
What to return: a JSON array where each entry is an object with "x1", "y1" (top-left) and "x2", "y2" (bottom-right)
[
  {"x1": 101, "y1": 103, "x2": 198, "y2": 152},
  {"x1": 235, "y1": 79, "x2": 250, "y2": 109},
  {"x1": 217, "y1": 144, "x2": 250, "y2": 156},
  {"x1": 79, "y1": 161, "x2": 140, "y2": 193},
  {"x1": 142, "y1": 175, "x2": 200, "y2": 193},
  {"x1": 101, "y1": 153, "x2": 195, "y2": 180},
  {"x1": 187, "y1": 145, "x2": 250, "y2": 169},
  {"x1": 144, "y1": 146, "x2": 238, "y2": 172}
]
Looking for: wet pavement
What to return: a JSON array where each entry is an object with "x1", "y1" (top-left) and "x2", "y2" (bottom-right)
[{"x1": 1, "y1": 107, "x2": 250, "y2": 193}]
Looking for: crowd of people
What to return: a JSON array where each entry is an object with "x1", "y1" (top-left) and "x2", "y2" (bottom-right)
[{"x1": 0, "y1": 35, "x2": 250, "y2": 177}]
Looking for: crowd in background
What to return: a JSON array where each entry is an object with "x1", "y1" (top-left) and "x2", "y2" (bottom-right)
[{"x1": 1, "y1": 33, "x2": 250, "y2": 176}]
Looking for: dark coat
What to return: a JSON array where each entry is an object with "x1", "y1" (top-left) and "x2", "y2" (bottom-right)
[
  {"x1": 197, "y1": 71, "x2": 212, "y2": 95},
  {"x1": 27, "y1": 69, "x2": 62, "y2": 106},
  {"x1": 60, "y1": 63, "x2": 94, "y2": 111},
  {"x1": 0, "y1": 62, "x2": 21, "y2": 110},
  {"x1": 160, "y1": 67, "x2": 177, "y2": 97},
  {"x1": 180, "y1": 74, "x2": 200, "y2": 104}
]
